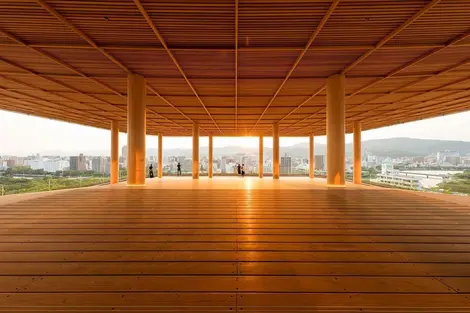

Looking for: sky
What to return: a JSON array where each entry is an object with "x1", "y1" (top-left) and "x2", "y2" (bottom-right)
[{"x1": 1, "y1": 109, "x2": 470, "y2": 156}]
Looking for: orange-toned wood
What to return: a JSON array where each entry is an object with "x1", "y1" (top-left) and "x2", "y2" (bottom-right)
[
  {"x1": 127, "y1": 74, "x2": 146, "y2": 186},
  {"x1": 192, "y1": 123, "x2": 199, "y2": 179},
  {"x1": 158, "y1": 133, "x2": 163, "y2": 178},
  {"x1": 309, "y1": 134, "x2": 314, "y2": 179},
  {"x1": 110, "y1": 120, "x2": 119, "y2": 184},
  {"x1": 0, "y1": 186, "x2": 469, "y2": 310},
  {"x1": 272, "y1": 123, "x2": 280, "y2": 179},
  {"x1": 208, "y1": 135, "x2": 213, "y2": 178},
  {"x1": 327, "y1": 74, "x2": 345, "y2": 186},
  {"x1": 353, "y1": 121, "x2": 361, "y2": 184},
  {"x1": 0, "y1": 1, "x2": 469, "y2": 136},
  {"x1": 259, "y1": 136, "x2": 264, "y2": 178}
]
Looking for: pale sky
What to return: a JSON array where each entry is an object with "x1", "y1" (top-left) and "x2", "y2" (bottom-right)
[{"x1": 1, "y1": 109, "x2": 470, "y2": 156}]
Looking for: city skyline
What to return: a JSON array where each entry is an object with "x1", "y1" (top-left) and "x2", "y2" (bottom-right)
[{"x1": 2, "y1": 109, "x2": 470, "y2": 156}]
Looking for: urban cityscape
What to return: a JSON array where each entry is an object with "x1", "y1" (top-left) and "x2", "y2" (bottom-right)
[{"x1": 2, "y1": 138, "x2": 470, "y2": 195}]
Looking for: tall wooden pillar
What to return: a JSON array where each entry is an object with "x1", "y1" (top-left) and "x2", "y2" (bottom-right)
[
  {"x1": 326, "y1": 74, "x2": 345, "y2": 186},
  {"x1": 127, "y1": 73, "x2": 146, "y2": 186},
  {"x1": 158, "y1": 133, "x2": 163, "y2": 178},
  {"x1": 273, "y1": 122, "x2": 280, "y2": 179},
  {"x1": 353, "y1": 121, "x2": 362, "y2": 184},
  {"x1": 309, "y1": 134, "x2": 314, "y2": 179},
  {"x1": 192, "y1": 123, "x2": 199, "y2": 179},
  {"x1": 208, "y1": 135, "x2": 213, "y2": 178},
  {"x1": 110, "y1": 120, "x2": 119, "y2": 184},
  {"x1": 259, "y1": 136, "x2": 264, "y2": 178}
]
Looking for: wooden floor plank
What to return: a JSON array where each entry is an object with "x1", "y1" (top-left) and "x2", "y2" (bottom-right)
[
  {"x1": 0, "y1": 276, "x2": 453, "y2": 293},
  {"x1": 0, "y1": 293, "x2": 235, "y2": 312},
  {"x1": 0, "y1": 262, "x2": 237, "y2": 275},
  {"x1": 0, "y1": 187, "x2": 469, "y2": 310},
  {"x1": 238, "y1": 293, "x2": 470, "y2": 310},
  {"x1": 239, "y1": 262, "x2": 470, "y2": 276}
]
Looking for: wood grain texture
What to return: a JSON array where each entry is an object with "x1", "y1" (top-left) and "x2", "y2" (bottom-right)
[
  {"x1": 0, "y1": 1, "x2": 469, "y2": 135},
  {"x1": 0, "y1": 187, "x2": 470, "y2": 311}
]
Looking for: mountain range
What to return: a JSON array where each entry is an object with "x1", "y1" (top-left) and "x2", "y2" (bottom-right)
[{"x1": 36, "y1": 137, "x2": 470, "y2": 158}]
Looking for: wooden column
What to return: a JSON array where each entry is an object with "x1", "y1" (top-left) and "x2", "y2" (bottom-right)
[
  {"x1": 273, "y1": 122, "x2": 280, "y2": 179},
  {"x1": 110, "y1": 120, "x2": 119, "y2": 184},
  {"x1": 127, "y1": 73, "x2": 146, "y2": 186},
  {"x1": 353, "y1": 121, "x2": 362, "y2": 184},
  {"x1": 208, "y1": 135, "x2": 213, "y2": 178},
  {"x1": 192, "y1": 123, "x2": 199, "y2": 179},
  {"x1": 259, "y1": 135, "x2": 264, "y2": 178},
  {"x1": 326, "y1": 73, "x2": 345, "y2": 186},
  {"x1": 158, "y1": 133, "x2": 163, "y2": 178},
  {"x1": 309, "y1": 134, "x2": 314, "y2": 179}
]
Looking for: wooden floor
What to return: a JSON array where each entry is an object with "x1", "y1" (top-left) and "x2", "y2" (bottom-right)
[{"x1": 0, "y1": 185, "x2": 470, "y2": 312}]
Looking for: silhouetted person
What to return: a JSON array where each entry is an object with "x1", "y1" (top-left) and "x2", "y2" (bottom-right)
[
  {"x1": 241, "y1": 164, "x2": 245, "y2": 177},
  {"x1": 237, "y1": 164, "x2": 241, "y2": 176},
  {"x1": 149, "y1": 164, "x2": 154, "y2": 178},
  {"x1": 177, "y1": 162, "x2": 182, "y2": 176}
]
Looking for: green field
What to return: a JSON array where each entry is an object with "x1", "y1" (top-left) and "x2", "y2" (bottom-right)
[{"x1": 0, "y1": 176, "x2": 109, "y2": 195}]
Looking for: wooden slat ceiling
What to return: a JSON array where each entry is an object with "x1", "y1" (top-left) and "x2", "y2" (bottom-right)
[{"x1": 0, "y1": 0, "x2": 469, "y2": 136}]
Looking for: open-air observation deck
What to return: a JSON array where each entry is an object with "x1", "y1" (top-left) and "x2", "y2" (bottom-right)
[
  {"x1": 1, "y1": 0, "x2": 470, "y2": 311},
  {"x1": 1, "y1": 178, "x2": 470, "y2": 311}
]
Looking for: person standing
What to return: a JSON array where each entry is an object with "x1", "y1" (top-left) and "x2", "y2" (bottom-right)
[
  {"x1": 237, "y1": 164, "x2": 241, "y2": 176},
  {"x1": 241, "y1": 164, "x2": 245, "y2": 177},
  {"x1": 177, "y1": 162, "x2": 182, "y2": 176},
  {"x1": 149, "y1": 164, "x2": 154, "y2": 178}
]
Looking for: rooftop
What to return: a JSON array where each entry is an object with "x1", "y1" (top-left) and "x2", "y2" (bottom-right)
[
  {"x1": 0, "y1": 177, "x2": 469, "y2": 311},
  {"x1": 1, "y1": 0, "x2": 469, "y2": 136}
]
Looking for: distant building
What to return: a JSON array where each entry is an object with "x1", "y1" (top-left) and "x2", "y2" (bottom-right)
[
  {"x1": 122, "y1": 145, "x2": 128, "y2": 158},
  {"x1": 381, "y1": 163, "x2": 395, "y2": 175},
  {"x1": 43, "y1": 160, "x2": 68, "y2": 172},
  {"x1": 183, "y1": 158, "x2": 192, "y2": 173},
  {"x1": 446, "y1": 156, "x2": 461, "y2": 166},
  {"x1": 281, "y1": 153, "x2": 292, "y2": 175},
  {"x1": 92, "y1": 157, "x2": 106, "y2": 173},
  {"x1": 376, "y1": 174, "x2": 421, "y2": 189},
  {"x1": 24, "y1": 159, "x2": 44, "y2": 170},
  {"x1": 5, "y1": 159, "x2": 16, "y2": 168},
  {"x1": 70, "y1": 154, "x2": 86, "y2": 171},
  {"x1": 437, "y1": 150, "x2": 459, "y2": 164},
  {"x1": 314, "y1": 155, "x2": 326, "y2": 171},
  {"x1": 221, "y1": 156, "x2": 228, "y2": 174}
]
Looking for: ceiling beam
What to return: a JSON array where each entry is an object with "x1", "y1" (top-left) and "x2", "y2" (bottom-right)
[
  {"x1": 0, "y1": 89, "x2": 107, "y2": 123},
  {"x1": 346, "y1": 29, "x2": 470, "y2": 98},
  {"x1": 282, "y1": 107, "x2": 325, "y2": 135},
  {"x1": 32, "y1": 0, "x2": 200, "y2": 134},
  {"x1": 133, "y1": 0, "x2": 223, "y2": 134},
  {"x1": 290, "y1": 93, "x2": 470, "y2": 136},
  {"x1": 2, "y1": 42, "x2": 470, "y2": 52},
  {"x1": 363, "y1": 97, "x2": 470, "y2": 129},
  {"x1": 284, "y1": 82, "x2": 470, "y2": 135},
  {"x1": 0, "y1": 102, "x2": 108, "y2": 130},
  {"x1": 0, "y1": 67, "x2": 186, "y2": 132},
  {"x1": 0, "y1": 71, "x2": 444, "y2": 81},
  {"x1": 347, "y1": 64, "x2": 470, "y2": 121},
  {"x1": 34, "y1": 0, "x2": 130, "y2": 74},
  {"x1": 0, "y1": 57, "x2": 126, "y2": 121},
  {"x1": 277, "y1": 0, "x2": 443, "y2": 133},
  {"x1": 0, "y1": 29, "x2": 124, "y2": 98},
  {"x1": 364, "y1": 90, "x2": 470, "y2": 123},
  {"x1": 278, "y1": 85, "x2": 326, "y2": 126},
  {"x1": 234, "y1": 0, "x2": 239, "y2": 131},
  {"x1": 341, "y1": 0, "x2": 443, "y2": 74},
  {"x1": 250, "y1": 0, "x2": 340, "y2": 132}
]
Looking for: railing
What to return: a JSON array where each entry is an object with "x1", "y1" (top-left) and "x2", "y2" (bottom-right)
[{"x1": 0, "y1": 175, "x2": 112, "y2": 196}]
